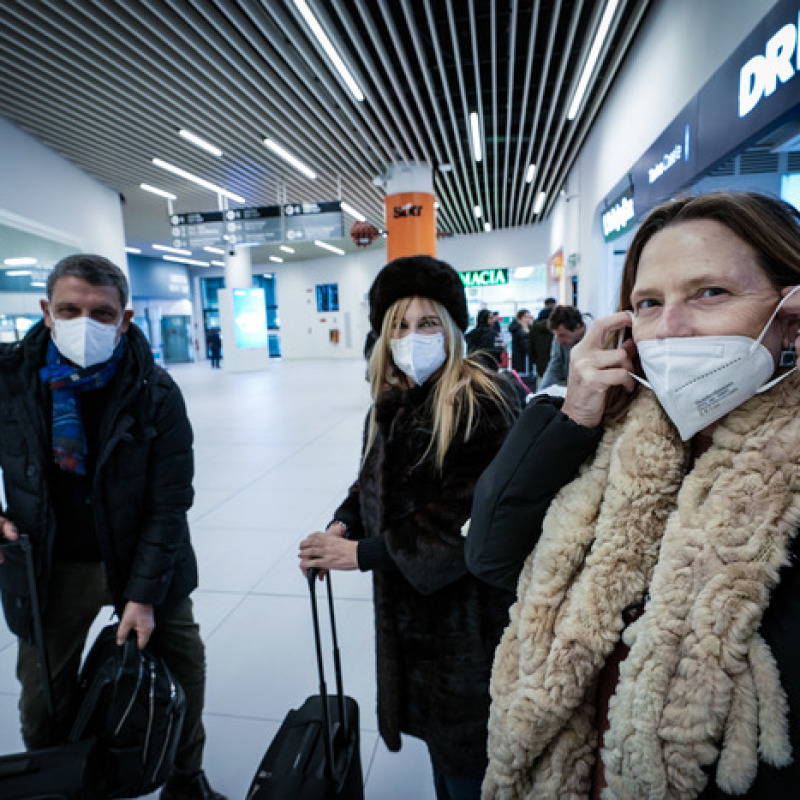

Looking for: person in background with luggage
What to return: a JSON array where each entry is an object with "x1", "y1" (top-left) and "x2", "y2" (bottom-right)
[
  {"x1": 298, "y1": 255, "x2": 519, "y2": 800},
  {"x1": 0, "y1": 254, "x2": 225, "y2": 800},
  {"x1": 507, "y1": 309, "x2": 532, "y2": 374}
]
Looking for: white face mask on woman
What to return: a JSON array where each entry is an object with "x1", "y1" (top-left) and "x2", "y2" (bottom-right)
[
  {"x1": 390, "y1": 332, "x2": 447, "y2": 385},
  {"x1": 53, "y1": 316, "x2": 120, "y2": 368},
  {"x1": 632, "y1": 286, "x2": 800, "y2": 440}
]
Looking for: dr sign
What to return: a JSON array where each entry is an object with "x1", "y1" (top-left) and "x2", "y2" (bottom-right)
[{"x1": 739, "y1": 12, "x2": 800, "y2": 118}]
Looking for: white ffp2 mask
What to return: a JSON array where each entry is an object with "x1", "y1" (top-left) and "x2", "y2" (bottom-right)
[
  {"x1": 53, "y1": 316, "x2": 120, "y2": 368},
  {"x1": 390, "y1": 332, "x2": 447, "y2": 385},
  {"x1": 633, "y1": 287, "x2": 800, "y2": 440}
]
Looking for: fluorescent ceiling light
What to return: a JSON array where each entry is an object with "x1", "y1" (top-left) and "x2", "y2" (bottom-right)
[
  {"x1": 263, "y1": 139, "x2": 317, "y2": 180},
  {"x1": 434, "y1": 201, "x2": 440, "y2": 210},
  {"x1": 140, "y1": 183, "x2": 177, "y2": 201},
  {"x1": 533, "y1": 191, "x2": 547, "y2": 215},
  {"x1": 341, "y1": 202, "x2": 366, "y2": 221},
  {"x1": 473, "y1": 205, "x2": 482, "y2": 218},
  {"x1": 314, "y1": 240, "x2": 345, "y2": 255},
  {"x1": 162, "y1": 255, "x2": 210, "y2": 267},
  {"x1": 210, "y1": 260, "x2": 226, "y2": 267},
  {"x1": 236, "y1": 242, "x2": 261, "y2": 248},
  {"x1": 153, "y1": 244, "x2": 192, "y2": 256},
  {"x1": 525, "y1": 164, "x2": 536, "y2": 184},
  {"x1": 152, "y1": 158, "x2": 246, "y2": 203},
  {"x1": 567, "y1": 0, "x2": 620, "y2": 120},
  {"x1": 469, "y1": 112, "x2": 483, "y2": 162},
  {"x1": 4, "y1": 257, "x2": 37, "y2": 266},
  {"x1": 514, "y1": 266, "x2": 534, "y2": 279},
  {"x1": 292, "y1": 0, "x2": 364, "y2": 102},
  {"x1": 178, "y1": 129, "x2": 223, "y2": 157},
  {"x1": 203, "y1": 246, "x2": 225, "y2": 254},
  {"x1": 279, "y1": 245, "x2": 295, "y2": 253},
  {"x1": 6, "y1": 270, "x2": 32, "y2": 276},
  {"x1": 125, "y1": 247, "x2": 141, "y2": 254},
  {"x1": 30, "y1": 281, "x2": 47, "y2": 287},
  {"x1": 269, "y1": 255, "x2": 284, "y2": 263},
  {"x1": 484, "y1": 222, "x2": 491, "y2": 232}
]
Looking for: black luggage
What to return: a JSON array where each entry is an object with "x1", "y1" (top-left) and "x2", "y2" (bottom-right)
[
  {"x1": 247, "y1": 570, "x2": 363, "y2": 800},
  {"x1": 68, "y1": 624, "x2": 186, "y2": 798},
  {"x1": 0, "y1": 535, "x2": 102, "y2": 799}
]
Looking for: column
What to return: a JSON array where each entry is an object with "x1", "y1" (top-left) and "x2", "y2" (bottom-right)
[{"x1": 383, "y1": 162, "x2": 437, "y2": 261}]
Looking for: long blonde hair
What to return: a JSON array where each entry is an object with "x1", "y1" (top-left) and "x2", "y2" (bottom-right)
[{"x1": 365, "y1": 296, "x2": 514, "y2": 470}]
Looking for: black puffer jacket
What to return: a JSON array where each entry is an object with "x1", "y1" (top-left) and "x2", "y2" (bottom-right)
[
  {"x1": 0, "y1": 321, "x2": 197, "y2": 642},
  {"x1": 333, "y1": 379, "x2": 517, "y2": 776}
]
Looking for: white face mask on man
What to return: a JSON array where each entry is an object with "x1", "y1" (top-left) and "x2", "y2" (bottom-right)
[
  {"x1": 632, "y1": 286, "x2": 800, "y2": 441},
  {"x1": 52, "y1": 316, "x2": 121, "y2": 368},
  {"x1": 390, "y1": 332, "x2": 447, "y2": 385}
]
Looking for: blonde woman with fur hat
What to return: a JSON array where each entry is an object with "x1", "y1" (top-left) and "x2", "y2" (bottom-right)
[
  {"x1": 467, "y1": 191, "x2": 800, "y2": 799},
  {"x1": 299, "y1": 254, "x2": 519, "y2": 799}
]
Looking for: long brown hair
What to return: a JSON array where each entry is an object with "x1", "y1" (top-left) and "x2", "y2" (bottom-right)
[
  {"x1": 605, "y1": 191, "x2": 800, "y2": 420},
  {"x1": 365, "y1": 296, "x2": 514, "y2": 469}
]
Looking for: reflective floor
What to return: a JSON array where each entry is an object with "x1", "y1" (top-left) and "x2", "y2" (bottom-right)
[{"x1": 0, "y1": 358, "x2": 438, "y2": 800}]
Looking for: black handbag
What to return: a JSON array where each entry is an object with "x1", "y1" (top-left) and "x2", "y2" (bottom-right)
[{"x1": 68, "y1": 624, "x2": 186, "y2": 798}]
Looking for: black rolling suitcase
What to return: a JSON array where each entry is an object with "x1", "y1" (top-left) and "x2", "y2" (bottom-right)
[
  {"x1": 246, "y1": 570, "x2": 364, "y2": 800},
  {"x1": 0, "y1": 535, "x2": 102, "y2": 799}
]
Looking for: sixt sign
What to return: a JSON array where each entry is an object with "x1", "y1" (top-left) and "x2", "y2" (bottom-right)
[
  {"x1": 739, "y1": 10, "x2": 800, "y2": 117},
  {"x1": 393, "y1": 202, "x2": 423, "y2": 218},
  {"x1": 459, "y1": 268, "x2": 509, "y2": 287}
]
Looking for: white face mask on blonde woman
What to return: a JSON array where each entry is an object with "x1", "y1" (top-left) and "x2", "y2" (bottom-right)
[{"x1": 389, "y1": 297, "x2": 447, "y2": 385}]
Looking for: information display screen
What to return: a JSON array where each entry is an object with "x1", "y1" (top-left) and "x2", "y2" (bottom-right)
[{"x1": 232, "y1": 288, "x2": 269, "y2": 349}]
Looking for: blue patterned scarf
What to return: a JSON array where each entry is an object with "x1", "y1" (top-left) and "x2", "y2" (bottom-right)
[{"x1": 39, "y1": 338, "x2": 126, "y2": 475}]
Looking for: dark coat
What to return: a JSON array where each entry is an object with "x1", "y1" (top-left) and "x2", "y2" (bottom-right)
[
  {"x1": 0, "y1": 321, "x2": 198, "y2": 642},
  {"x1": 528, "y1": 317, "x2": 553, "y2": 377},
  {"x1": 507, "y1": 320, "x2": 530, "y2": 373},
  {"x1": 465, "y1": 324, "x2": 504, "y2": 365},
  {"x1": 466, "y1": 397, "x2": 800, "y2": 798},
  {"x1": 333, "y1": 379, "x2": 516, "y2": 776}
]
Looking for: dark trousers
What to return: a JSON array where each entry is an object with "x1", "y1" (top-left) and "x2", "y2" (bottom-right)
[{"x1": 16, "y1": 562, "x2": 207, "y2": 778}]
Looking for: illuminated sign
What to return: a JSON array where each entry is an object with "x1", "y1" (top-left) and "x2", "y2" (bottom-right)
[
  {"x1": 459, "y1": 268, "x2": 509, "y2": 287},
  {"x1": 602, "y1": 191, "x2": 636, "y2": 242},
  {"x1": 232, "y1": 288, "x2": 269, "y2": 349},
  {"x1": 739, "y1": 14, "x2": 800, "y2": 117}
]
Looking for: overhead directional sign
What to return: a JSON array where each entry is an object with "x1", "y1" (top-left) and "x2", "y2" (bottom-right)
[{"x1": 170, "y1": 201, "x2": 343, "y2": 250}]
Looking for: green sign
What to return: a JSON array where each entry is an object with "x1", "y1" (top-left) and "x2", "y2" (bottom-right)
[{"x1": 459, "y1": 268, "x2": 509, "y2": 287}]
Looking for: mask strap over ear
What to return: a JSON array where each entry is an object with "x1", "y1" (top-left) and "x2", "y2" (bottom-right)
[{"x1": 756, "y1": 285, "x2": 800, "y2": 393}]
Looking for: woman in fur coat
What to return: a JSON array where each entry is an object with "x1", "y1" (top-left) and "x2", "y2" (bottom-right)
[
  {"x1": 299, "y1": 255, "x2": 518, "y2": 800},
  {"x1": 466, "y1": 191, "x2": 800, "y2": 799}
]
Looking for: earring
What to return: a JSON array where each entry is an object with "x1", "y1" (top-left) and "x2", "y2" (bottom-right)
[{"x1": 779, "y1": 341, "x2": 797, "y2": 368}]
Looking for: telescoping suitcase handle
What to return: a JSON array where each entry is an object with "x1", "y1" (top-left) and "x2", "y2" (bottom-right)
[{"x1": 307, "y1": 569, "x2": 348, "y2": 784}]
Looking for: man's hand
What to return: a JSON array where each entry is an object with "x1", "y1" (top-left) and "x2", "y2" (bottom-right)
[
  {"x1": 117, "y1": 601, "x2": 155, "y2": 650},
  {"x1": 0, "y1": 516, "x2": 19, "y2": 564}
]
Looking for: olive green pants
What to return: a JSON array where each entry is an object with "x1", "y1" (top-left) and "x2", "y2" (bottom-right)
[{"x1": 16, "y1": 562, "x2": 207, "y2": 778}]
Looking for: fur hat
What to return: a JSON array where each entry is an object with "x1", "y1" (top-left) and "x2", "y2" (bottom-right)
[{"x1": 369, "y1": 255, "x2": 468, "y2": 333}]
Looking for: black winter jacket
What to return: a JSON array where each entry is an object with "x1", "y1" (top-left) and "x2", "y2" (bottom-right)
[
  {"x1": 0, "y1": 321, "x2": 197, "y2": 642},
  {"x1": 466, "y1": 397, "x2": 800, "y2": 799},
  {"x1": 333, "y1": 379, "x2": 517, "y2": 776}
]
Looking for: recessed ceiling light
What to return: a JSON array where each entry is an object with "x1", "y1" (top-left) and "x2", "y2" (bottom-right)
[
  {"x1": 125, "y1": 247, "x2": 142, "y2": 254},
  {"x1": 162, "y1": 255, "x2": 211, "y2": 267},
  {"x1": 314, "y1": 240, "x2": 345, "y2": 255},
  {"x1": 140, "y1": 183, "x2": 177, "y2": 201},
  {"x1": 152, "y1": 158, "x2": 246, "y2": 204},
  {"x1": 484, "y1": 222, "x2": 491, "y2": 232},
  {"x1": 474, "y1": 205, "x2": 482, "y2": 218},
  {"x1": 525, "y1": 164, "x2": 536, "y2": 184},
  {"x1": 341, "y1": 202, "x2": 366, "y2": 221},
  {"x1": 210, "y1": 260, "x2": 226, "y2": 267},
  {"x1": 533, "y1": 192, "x2": 547, "y2": 215},
  {"x1": 292, "y1": 0, "x2": 365, "y2": 102},
  {"x1": 178, "y1": 129, "x2": 223, "y2": 157},
  {"x1": 203, "y1": 246, "x2": 225, "y2": 254},
  {"x1": 153, "y1": 244, "x2": 192, "y2": 255},
  {"x1": 4, "y1": 257, "x2": 37, "y2": 266},
  {"x1": 279, "y1": 245, "x2": 295, "y2": 254},
  {"x1": 263, "y1": 139, "x2": 317, "y2": 180},
  {"x1": 269, "y1": 255, "x2": 284, "y2": 263},
  {"x1": 6, "y1": 270, "x2": 32, "y2": 276},
  {"x1": 514, "y1": 266, "x2": 534, "y2": 279},
  {"x1": 469, "y1": 112, "x2": 483, "y2": 162}
]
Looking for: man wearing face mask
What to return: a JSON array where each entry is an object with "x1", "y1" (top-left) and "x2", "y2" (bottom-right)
[
  {"x1": 466, "y1": 192, "x2": 800, "y2": 799},
  {"x1": 0, "y1": 255, "x2": 225, "y2": 800}
]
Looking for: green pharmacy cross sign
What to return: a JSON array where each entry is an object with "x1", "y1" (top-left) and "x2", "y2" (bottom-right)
[{"x1": 459, "y1": 268, "x2": 509, "y2": 287}]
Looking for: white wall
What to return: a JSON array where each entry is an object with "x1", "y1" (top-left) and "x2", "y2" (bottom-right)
[
  {"x1": 0, "y1": 114, "x2": 127, "y2": 265},
  {"x1": 567, "y1": 0, "x2": 778, "y2": 316}
]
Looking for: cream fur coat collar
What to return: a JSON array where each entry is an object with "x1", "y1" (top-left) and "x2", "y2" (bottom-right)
[{"x1": 485, "y1": 376, "x2": 800, "y2": 799}]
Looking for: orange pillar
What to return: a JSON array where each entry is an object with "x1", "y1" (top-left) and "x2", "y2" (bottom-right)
[{"x1": 383, "y1": 163, "x2": 436, "y2": 261}]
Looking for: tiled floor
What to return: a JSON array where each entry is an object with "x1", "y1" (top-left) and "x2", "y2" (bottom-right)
[{"x1": 0, "y1": 359, "x2": 438, "y2": 800}]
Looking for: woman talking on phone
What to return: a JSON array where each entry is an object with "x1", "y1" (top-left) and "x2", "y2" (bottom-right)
[
  {"x1": 466, "y1": 191, "x2": 800, "y2": 799},
  {"x1": 299, "y1": 255, "x2": 518, "y2": 800}
]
